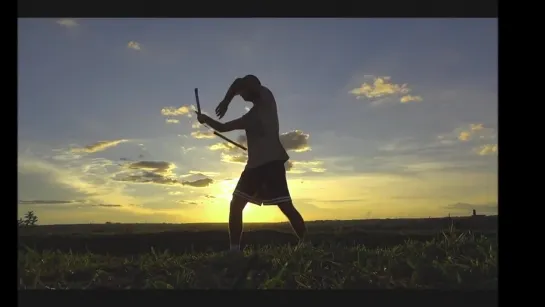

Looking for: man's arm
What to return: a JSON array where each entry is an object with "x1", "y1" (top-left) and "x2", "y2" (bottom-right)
[
  {"x1": 222, "y1": 78, "x2": 243, "y2": 105},
  {"x1": 215, "y1": 78, "x2": 243, "y2": 119},
  {"x1": 203, "y1": 115, "x2": 247, "y2": 133}
]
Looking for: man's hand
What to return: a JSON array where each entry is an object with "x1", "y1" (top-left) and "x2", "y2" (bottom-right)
[
  {"x1": 215, "y1": 99, "x2": 229, "y2": 119},
  {"x1": 197, "y1": 113, "x2": 211, "y2": 125}
]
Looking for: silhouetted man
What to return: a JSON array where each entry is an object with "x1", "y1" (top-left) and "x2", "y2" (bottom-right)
[{"x1": 196, "y1": 75, "x2": 307, "y2": 252}]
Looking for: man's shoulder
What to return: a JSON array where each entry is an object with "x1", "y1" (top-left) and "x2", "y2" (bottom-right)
[{"x1": 259, "y1": 86, "x2": 275, "y2": 101}]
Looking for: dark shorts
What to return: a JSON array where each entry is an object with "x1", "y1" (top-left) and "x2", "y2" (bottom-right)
[{"x1": 233, "y1": 160, "x2": 292, "y2": 206}]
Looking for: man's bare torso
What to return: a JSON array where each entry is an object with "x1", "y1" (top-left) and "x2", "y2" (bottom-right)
[{"x1": 244, "y1": 86, "x2": 289, "y2": 169}]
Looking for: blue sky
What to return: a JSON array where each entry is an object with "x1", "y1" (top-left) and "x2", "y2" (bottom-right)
[{"x1": 18, "y1": 18, "x2": 498, "y2": 224}]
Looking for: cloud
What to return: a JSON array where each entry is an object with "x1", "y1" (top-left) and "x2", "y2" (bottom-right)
[
  {"x1": 400, "y1": 95, "x2": 423, "y2": 103},
  {"x1": 56, "y1": 19, "x2": 78, "y2": 28},
  {"x1": 113, "y1": 170, "x2": 181, "y2": 185},
  {"x1": 114, "y1": 160, "x2": 179, "y2": 185},
  {"x1": 165, "y1": 119, "x2": 180, "y2": 124},
  {"x1": 18, "y1": 199, "x2": 122, "y2": 208},
  {"x1": 216, "y1": 130, "x2": 311, "y2": 153},
  {"x1": 71, "y1": 139, "x2": 128, "y2": 154},
  {"x1": 221, "y1": 153, "x2": 248, "y2": 164},
  {"x1": 329, "y1": 133, "x2": 497, "y2": 178},
  {"x1": 207, "y1": 129, "x2": 320, "y2": 174},
  {"x1": 350, "y1": 76, "x2": 408, "y2": 98},
  {"x1": 287, "y1": 160, "x2": 326, "y2": 173},
  {"x1": 52, "y1": 151, "x2": 82, "y2": 161},
  {"x1": 209, "y1": 142, "x2": 235, "y2": 151},
  {"x1": 19, "y1": 200, "x2": 78, "y2": 205},
  {"x1": 18, "y1": 156, "x2": 117, "y2": 199},
  {"x1": 126, "y1": 161, "x2": 175, "y2": 175},
  {"x1": 315, "y1": 198, "x2": 367, "y2": 204},
  {"x1": 17, "y1": 153, "x2": 210, "y2": 223},
  {"x1": 182, "y1": 178, "x2": 214, "y2": 187},
  {"x1": 161, "y1": 106, "x2": 191, "y2": 116},
  {"x1": 280, "y1": 130, "x2": 311, "y2": 152},
  {"x1": 444, "y1": 202, "x2": 498, "y2": 215},
  {"x1": 349, "y1": 75, "x2": 422, "y2": 104},
  {"x1": 114, "y1": 160, "x2": 214, "y2": 187},
  {"x1": 181, "y1": 146, "x2": 195, "y2": 154},
  {"x1": 191, "y1": 130, "x2": 215, "y2": 139},
  {"x1": 458, "y1": 131, "x2": 471, "y2": 141},
  {"x1": 175, "y1": 200, "x2": 199, "y2": 208},
  {"x1": 476, "y1": 144, "x2": 498, "y2": 156},
  {"x1": 470, "y1": 124, "x2": 484, "y2": 131},
  {"x1": 208, "y1": 136, "x2": 246, "y2": 152},
  {"x1": 436, "y1": 124, "x2": 496, "y2": 150},
  {"x1": 127, "y1": 41, "x2": 141, "y2": 51},
  {"x1": 220, "y1": 153, "x2": 324, "y2": 174},
  {"x1": 186, "y1": 170, "x2": 220, "y2": 177},
  {"x1": 210, "y1": 135, "x2": 247, "y2": 161},
  {"x1": 92, "y1": 204, "x2": 122, "y2": 207},
  {"x1": 457, "y1": 123, "x2": 486, "y2": 141},
  {"x1": 441, "y1": 124, "x2": 497, "y2": 156}
]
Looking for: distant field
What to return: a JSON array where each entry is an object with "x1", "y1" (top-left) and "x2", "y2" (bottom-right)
[{"x1": 18, "y1": 216, "x2": 497, "y2": 289}]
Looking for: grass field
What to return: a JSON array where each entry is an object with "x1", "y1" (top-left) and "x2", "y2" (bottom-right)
[{"x1": 18, "y1": 216, "x2": 497, "y2": 289}]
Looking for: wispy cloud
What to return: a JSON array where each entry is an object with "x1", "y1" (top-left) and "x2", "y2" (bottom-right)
[
  {"x1": 113, "y1": 160, "x2": 179, "y2": 185},
  {"x1": 18, "y1": 199, "x2": 123, "y2": 208},
  {"x1": 19, "y1": 200, "x2": 78, "y2": 205},
  {"x1": 400, "y1": 95, "x2": 423, "y2": 103},
  {"x1": 71, "y1": 139, "x2": 128, "y2": 154},
  {"x1": 161, "y1": 106, "x2": 191, "y2": 116},
  {"x1": 286, "y1": 160, "x2": 326, "y2": 173},
  {"x1": 209, "y1": 130, "x2": 311, "y2": 153},
  {"x1": 457, "y1": 123, "x2": 486, "y2": 141},
  {"x1": 436, "y1": 124, "x2": 497, "y2": 156},
  {"x1": 327, "y1": 132, "x2": 497, "y2": 178},
  {"x1": 185, "y1": 170, "x2": 220, "y2": 177},
  {"x1": 191, "y1": 130, "x2": 215, "y2": 139},
  {"x1": 127, "y1": 41, "x2": 141, "y2": 51},
  {"x1": 182, "y1": 178, "x2": 213, "y2": 187},
  {"x1": 126, "y1": 161, "x2": 176, "y2": 175},
  {"x1": 220, "y1": 153, "x2": 248, "y2": 164},
  {"x1": 181, "y1": 146, "x2": 195, "y2": 154},
  {"x1": 165, "y1": 119, "x2": 180, "y2": 124},
  {"x1": 349, "y1": 75, "x2": 422, "y2": 105},
  {"x1": 56, "y1": 19, "x2": 78, "y2": 28},
  {"x1": 280, "y1": 130, "x2": 311, "y2": 152},
  {"x1": 208, "y1": 130, "x2": 324, "y2": 174},
  {"x1": 92, "y1": 204, "x2": 122, "y2": 207},
  {"x1": 113, "y1": 160, "x2": 214, "y2": 187},
  {"x1": 475, "y1": 144, "x2": 498, "y2": 156},
  {"x1": 113, "y1": 171, "x2": 180, "y2": 185}
]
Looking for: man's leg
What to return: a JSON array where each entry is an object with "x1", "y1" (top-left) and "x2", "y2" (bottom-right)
[
  {"x1": 261, "y1": 161, "x2": 307, "y2": 242},
  {"x1": 228, "y1": 195, "x2": 248, "y2": 251},
  {"x1": 230, "y1": 168, "x2": 259, "y2": 252},
  {"x1": 278, "y1": 201, "x2": 307, "y2": 242}
]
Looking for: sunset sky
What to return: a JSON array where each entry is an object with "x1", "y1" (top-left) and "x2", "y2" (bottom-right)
[{"x1": 18, "y1": 18, "x2": 498, "y2": 224}]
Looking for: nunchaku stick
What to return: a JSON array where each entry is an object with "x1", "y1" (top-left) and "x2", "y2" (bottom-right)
[{"x1": 194, "y1": 88, "x2": 247, "y2": 151}]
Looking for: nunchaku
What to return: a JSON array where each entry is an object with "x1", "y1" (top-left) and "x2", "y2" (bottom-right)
[{"x1": 194, "y1": 88, "x2": 247, "y2": 151}]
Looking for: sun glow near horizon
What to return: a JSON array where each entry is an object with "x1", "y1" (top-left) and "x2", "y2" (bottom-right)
[{"x1": 201, "y1": 177, "x2": 296, "y2": 223}]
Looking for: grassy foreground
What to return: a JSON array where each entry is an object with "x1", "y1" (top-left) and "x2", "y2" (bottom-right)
[{"x1": 18, "y1": 228, "x2": 497, "y2": 289}]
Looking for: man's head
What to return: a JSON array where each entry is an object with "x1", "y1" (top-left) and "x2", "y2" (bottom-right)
[{"x1": 238, "y1": 75, "x2": 261, "y2": 102}]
